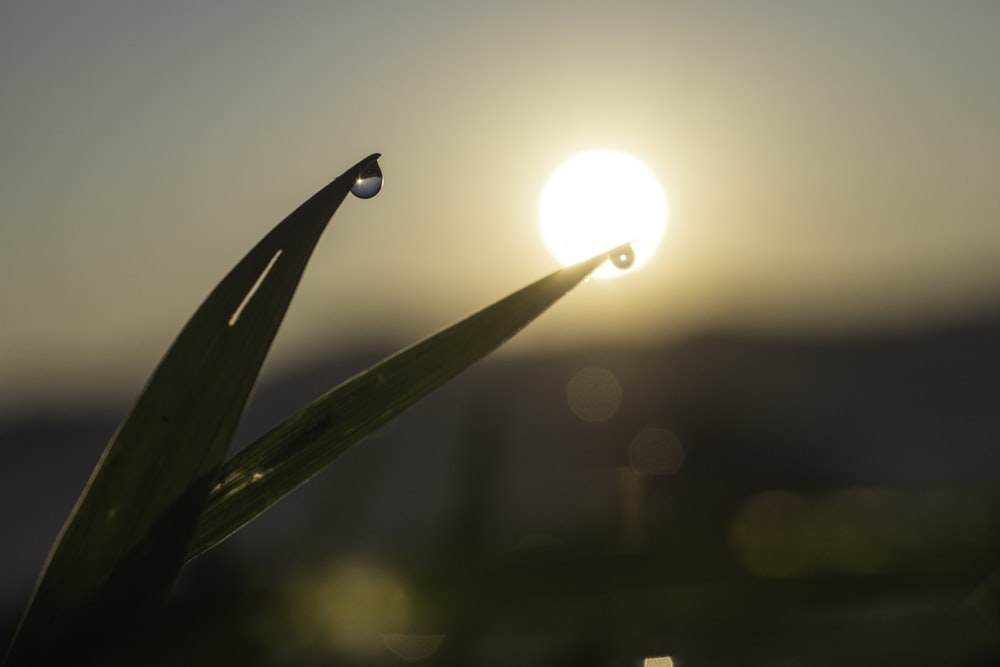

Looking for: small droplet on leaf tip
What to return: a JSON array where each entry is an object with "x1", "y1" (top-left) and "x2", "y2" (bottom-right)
[
  {"x1": 609, "y1": 243, "x2": 635, "y2": 269},
  {"x1": 351, "y1": 159, "x2": 383, "y2": 199}
]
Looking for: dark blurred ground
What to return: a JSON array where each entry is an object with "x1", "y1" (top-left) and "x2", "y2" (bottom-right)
[{"x1": 3, "y1": 310, "x2": 1000, "y2": 666}]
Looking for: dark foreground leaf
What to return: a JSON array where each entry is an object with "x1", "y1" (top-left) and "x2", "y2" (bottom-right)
[
  {"x1": 5, "y1": 154, "x2": 381, "y2": 665},
  {"x1": 186, "y1": 250, "x2": 610, "y2": 561}
]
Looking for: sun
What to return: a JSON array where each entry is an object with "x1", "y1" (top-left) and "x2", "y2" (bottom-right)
[{"x1": 539, "y1": 150, "x2": 668, "y2": 278}]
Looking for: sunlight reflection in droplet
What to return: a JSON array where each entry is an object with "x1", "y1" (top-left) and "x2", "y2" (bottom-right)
[
  {"x1": 350, "y1": 158, "x2": 383, "y2": 199},
  {"x1": 609, "y1": 242, "x2": 636, "y2": 269},
  {"x1": 566, "y1": 367, "x2": 622, "y2": 422}
]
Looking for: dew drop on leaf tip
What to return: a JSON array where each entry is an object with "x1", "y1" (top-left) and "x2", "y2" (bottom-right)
[
  {"x1": 609, "y1": 243, "x2": 635, "y2": 269},
  {"x1": 351, "y1": 159, "x2": 383, "y2": 199}
]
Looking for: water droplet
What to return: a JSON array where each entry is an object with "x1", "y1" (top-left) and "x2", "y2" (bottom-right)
[
  {"x1": 609, "y1": 243, "x2": 635, "y2": 269},
  {"x1": 351, "y1": 159, "x2": 383, "y2": 199}
]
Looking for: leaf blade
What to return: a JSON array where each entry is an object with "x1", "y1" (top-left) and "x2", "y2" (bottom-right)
[
  {"x1": 6, "y1": 154, "x2": 380, "y2": 663},
  {"x1": 186, "y1": 249, "x2": 610, "y2": 561}
]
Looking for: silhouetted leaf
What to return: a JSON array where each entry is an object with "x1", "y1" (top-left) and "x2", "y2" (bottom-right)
[
  {"x1": 6, "y1": 154, "x2": 381, "y2": 664},
  {"x1": 186, "y1": 250, "x2": 610, "y2": 561}
]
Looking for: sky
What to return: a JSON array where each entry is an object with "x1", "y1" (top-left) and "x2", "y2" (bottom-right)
[{"x1": 3, "y1": 1, "x2": 1000, "y2": 413}]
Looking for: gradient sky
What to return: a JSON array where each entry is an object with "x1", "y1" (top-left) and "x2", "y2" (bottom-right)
[{"x1": 3, "y1": 1, "x2": 1000, "y2": 413}]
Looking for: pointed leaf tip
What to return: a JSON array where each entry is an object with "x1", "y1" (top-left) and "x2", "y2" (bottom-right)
[
  {"x1": 6, "y1": 153, "x2": 380, "y2": 664},
  {"x1": 186, "y1": 246, "x2": 613, "y2": 560}
]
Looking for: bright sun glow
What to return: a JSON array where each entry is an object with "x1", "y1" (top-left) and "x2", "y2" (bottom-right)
[{"x1": 539, "y1": 150, "x2": 668, "y2": 278}]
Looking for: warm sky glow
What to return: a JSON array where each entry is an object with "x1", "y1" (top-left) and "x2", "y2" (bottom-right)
[
  {"x1": 539, "y1": 151, "x2": 668, "y2": 279},
  {"x1": 3, "y1": 2, "x2": 1000, "y2": 412}
]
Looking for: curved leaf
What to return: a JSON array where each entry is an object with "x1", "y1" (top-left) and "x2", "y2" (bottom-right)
[
  {"x1": 6, "y1": 153, "x2": 381, "y2": 664},
  {"x1": 186, "y1": 249, "x2": 610, "y2": 561}
]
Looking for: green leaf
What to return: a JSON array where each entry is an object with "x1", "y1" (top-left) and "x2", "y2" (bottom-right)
[
  {"x1": 186, "y1": 249, "x2": 610, "y2": 561},
  {"x1": 6, "y1": 153, "x2": 381, "y2": 664}
]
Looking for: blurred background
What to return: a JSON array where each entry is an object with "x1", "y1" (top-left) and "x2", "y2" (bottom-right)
[{"x1": 3, "y1": 1, "x2": 1000, "y2": 665}]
